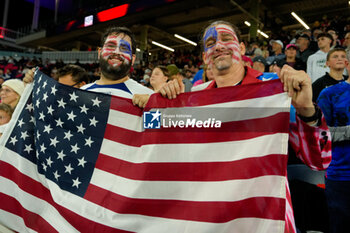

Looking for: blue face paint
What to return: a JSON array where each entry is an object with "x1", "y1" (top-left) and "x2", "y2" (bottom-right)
[
  {"x1": 203, "y1": 26, "x2": 218, "y2": 52},
  {"x1": 119, "y1": 39, "x2": 132, "y2": 58}
]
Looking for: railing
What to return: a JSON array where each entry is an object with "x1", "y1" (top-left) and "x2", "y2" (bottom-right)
[
  {"x1": 42, "y1": 51, "x2": 98, "y2": 64},
  {"x1": 0, "y1": 27, "x2": 24, "y2": 42}
]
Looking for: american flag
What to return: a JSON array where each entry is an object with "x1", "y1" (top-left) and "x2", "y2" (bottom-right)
[{"x1": 0, "y1": 70, "x2": 291, "y2": 232}]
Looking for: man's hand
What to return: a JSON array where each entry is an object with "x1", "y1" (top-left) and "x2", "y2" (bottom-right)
[
  {"x1": 280, "y1": 65, "x2": 315, "y2": 117},
  {"x1": 159, "y1": 77, "x2": 185, "y2": 99},
  {"x1": 132, "y1": 94, "x2": 150, "y2": 108},
  {"x1": 23, "y1": 68, "x2": 36, "y2": 84}
]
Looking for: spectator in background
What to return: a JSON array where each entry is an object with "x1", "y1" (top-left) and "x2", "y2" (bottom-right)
[
  {"x1": 167, "y1": 64, "x2": 192, "y2": 92},
  {"x1": 0, "y1": 103, "x2": 14, "y2": 137},
  {"x1": 266, "y1": 39, "x2": 285, "y2": 65},
  {"x1": 192, "y1": 64, "x2": 214, "y2": 89},
  {"x1": 150, "y1": 66, "x2": 170, "y2": 92},
  {"x1": 343, "y1": 32, "x2": 350, "y2": 59},
  {"x1": 327, "y1": 28, "x2": 341, "y2": 48},
  {"x1": 312, "y1": 48, "x2": 348, "y2": 102},
  {"x1": 296, "y1": 34, "x2": 315, "y2": 64},
  {"x1": 317, "y1": 74, "x2": 350, "y2": 233},
  {"x1": 56, "y1": 64, "x2": 91, "y2": 88},
  {"x1": 143, "y1": 68, "x2": 151, "y2": 85},
  {"x1": 252, "y1": 55, "x2": 267, "y2": 73},
  {"x1": 283, "y1": 44, "x2": 306, "y2": 71},
  {"x1": 0, "y1": 79, "x2": 25, "y2": 109},
  {"x1": 307, "y1": 32, "x2": 333, "y2": 83},
  {"x1": 269, "y1": 59, "x2": 287, "y2": 77},
  {"x1": 242, "y1": 55, "x2": 253, "y2": 68}
]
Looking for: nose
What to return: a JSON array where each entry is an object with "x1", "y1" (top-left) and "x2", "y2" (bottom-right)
[{"x1": 215, "y1": 41, "x2": 226, "y2": 51}]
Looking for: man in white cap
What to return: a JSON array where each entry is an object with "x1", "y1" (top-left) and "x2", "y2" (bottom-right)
[{"x1": 266, "y1": 39, "x2": 285, "y2": 65}]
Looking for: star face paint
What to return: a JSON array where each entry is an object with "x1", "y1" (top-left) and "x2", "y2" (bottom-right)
[
  {"x1": 101, "y1": 35, "x2": 132, "y2": 67},
  {"x1": 203, "y1": 24, "x2": 241, "y2": 69}
]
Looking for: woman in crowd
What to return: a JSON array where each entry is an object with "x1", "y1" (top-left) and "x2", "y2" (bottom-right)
[
  {"x1": 0, "y1": 103, "x2": 14, "y2": 137},
  {"x1": 150, "y1": 66, "x2": 170, "y2": 92},
  {"x1": 0, "y1": 79, "x2": 25, "y2": 109}
]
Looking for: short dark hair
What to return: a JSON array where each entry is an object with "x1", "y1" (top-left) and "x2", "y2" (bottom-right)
[
  {"x1": 57, "y1": 64, "x2": 90, "y2": 84},
  {"x1": 327, "y1": 47, "x2": 346, "y2": 61},
  {"x1": 317, "y1": 32, "x2": 334, "y2": 46},
  {"x1": 200, "y1": 20, "x2": 241, "y2": 51},
  {"x1": 101, "y1": 27, "x2": 136, "y2": 55}
]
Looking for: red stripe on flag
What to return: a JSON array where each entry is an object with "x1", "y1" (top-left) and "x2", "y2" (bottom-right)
[
  {"x1": 104, "y1": 112, "x2": 289, "y2": 146},
  {"x1": 95, "y1": 153, "x2": 287, "y2": 181},
  {"x1": 0, "y1": 192, "x2": 58, "y2": 233},
  {"x1": 145, "y1": 79, "x2": 284, "y2": 109},
  {"x1": 0, "y1": 161, "x2": 133, "y2": 233},
  {"x1": 110, "y1": 96, "x2": 143, "y2": 116},
  {"x1": 85, "y1": 184, "x2": 286, "y2": 223}
]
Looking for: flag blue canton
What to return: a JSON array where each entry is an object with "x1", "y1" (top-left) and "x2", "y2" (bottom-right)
[{"x1": 6, "y1": 71, "x2": 111, "y2": 197}]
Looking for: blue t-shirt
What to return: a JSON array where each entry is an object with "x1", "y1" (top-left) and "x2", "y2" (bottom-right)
[{"x1": 317, "y1": 81, "x2": 350, "y2": 181}]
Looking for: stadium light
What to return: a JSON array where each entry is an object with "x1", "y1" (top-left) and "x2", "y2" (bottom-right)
[
  {"x1": 136, "y1": 48, "x2": 141, "y2": 52},
  {"x1": 257, "y1": 29, "x2": 269, "y2": 38},
  {"x1": 244, "y1": 21, "x2": 251, "y2": 27},
  {"x1": 174, "y1": 34, "x2": 197, "y2": 46},
  {"x1": 151, "y1": 41, "x2": 175, "y2": 52},
  {"x1": 291, "y1": 12, "x2": 310, "y2": 30}
]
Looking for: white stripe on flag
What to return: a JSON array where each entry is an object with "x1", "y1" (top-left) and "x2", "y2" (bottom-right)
[
  {"x1": 100, "y1": 133, "x2": 288, "y2": 163},
  {"x1": 91, "y1": 169, "x2": 285, "y2": 201}
]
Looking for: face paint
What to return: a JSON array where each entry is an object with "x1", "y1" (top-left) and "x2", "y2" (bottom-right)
[
  {"x1": 203, "y1": 24, "x2": 242, "y2": 69},
  {"x1": 101, "y1": 35, "x2": 132, "y2": 67},
  {"x1": 99, "y1": 34, "x2": 133, "y2": 81}
]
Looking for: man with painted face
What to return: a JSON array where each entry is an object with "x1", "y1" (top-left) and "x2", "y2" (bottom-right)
[
  {"x1": 81, "y1": 27, "x2": 153, "y2": 97},
  {"x1": 134, "y1": 21, "x2": 331, "y2": 233}
]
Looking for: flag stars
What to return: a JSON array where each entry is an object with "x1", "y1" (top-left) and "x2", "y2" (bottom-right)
[
  {"x1": 20, "y1": 131, "x2": 29, "y2": 140},
  {"x1": 77, "y1": 157, "x2": 87, "y2": 168},
  {"x1": 42, "y1": 81, "x2": 47, "y2": 89},
  {"x1": 57, "y1": 98, "x2": 66, "y2": 109},
  {"x1": 92, "y1": 97, "x2": 101, "y2": 107},
  {"x1": 42, "y1": 162, "x2": 47, "y2": 172},
  {"x1": 46, "y1": 157, "x2": 53, "y2": 167},
  {"x1": 25, "y1": 103, "x2": 34, "y2": 112},
  {"x1": 64, "y1": 164, "x2": 74, "y2": 174},
  {"x1": 30, "y1": 116, "x2": 35, "y2": 124},
  {"x1": 55, "y1": 118, "x2": 64, "y2": 127},
  {"x1": 35, "y1": 99, "x2": 41, "y2": 108},
  {"x1": 71, "y1": 143, "x2": 80, "y2": 154},
  {"x1": 80, "y1": 104, "x2": 89, "y2": 114},
  {"x1": 51, "y1": 85, "x2": 57, "y2": 95},
  {"x1": 57, "y1": 150, "x2": 66, "y2": 161},
  {"x1": 17, "y1": 118, "x2": 25, "y2": 128},
  {"x1": 72, "y1": 177, "x2": 81, "y2": 188},
  {"x1": 50, "y1": 137, "x2": 59, "y2": 147},
  {"x1": 69, "y1": 92, "x2": 79, "y2": 102},
  {"x1": 36, "y1": 87, "x2": 41, "y2": 95},
  {"x1": 42, "y1": 92, "x2": 48, "y2": 102},
  {"x1": 40, "y1": 143, "x2": 47, "y2": 153},
  {"x1": 64, "y1": 130, "x2": 73, "y2": 141},
  {"x1": 53, "y1": 171, "x2": 61, "y2": 181},
  {"x1": 89, "y1": 117, "x2": 98, "y2": 127},
  {"x1": 84, "y1": 137, "x2": 94, "y2": 147},
  {"x1": 39, "y1": 111, "x2": 45, "y2": 121},
  {"x1": 24, "y1": 144, "x2": 33, "y2": 154},
  {"x1": 67, "y1": 111, "x2": 77, "y2": 121},
  {"x1": 36, "y1": 131, "x2": 41, "y2": 140},
  {"x1": 47, "y1": 105, "x2": 54, "y2": 115},
  {"x1": 76, "y1": 124, "x2": 86, "y2": 134},
  {"x1": 43, "y1": 124, "x2": 53, "y2": 134},
  {"x1": 9, "y1": 136, "x2": 18, "y2": 145}
]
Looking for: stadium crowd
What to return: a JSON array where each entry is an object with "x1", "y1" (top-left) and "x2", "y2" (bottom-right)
[{"x1": 1, "y1": 14, "x2": 350, "y2": 233}]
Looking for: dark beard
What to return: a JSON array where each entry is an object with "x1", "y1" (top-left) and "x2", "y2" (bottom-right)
[{"x1": 99, "y1": 57, "x2": 131, "y2": 81}]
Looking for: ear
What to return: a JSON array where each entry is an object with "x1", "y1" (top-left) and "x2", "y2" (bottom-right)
[
  {"x1": 326, "y1": 60, "x2": 330, "y2": 67},
  {"x1": 97, "y1": 47, "x2": 101, "y2": 59},
  {"x1": 239, "y1": 42, "x2": 246, "y2": 56},
  {"x1": 132, "y1": 55, "x2": 136, "y2": 66}
]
